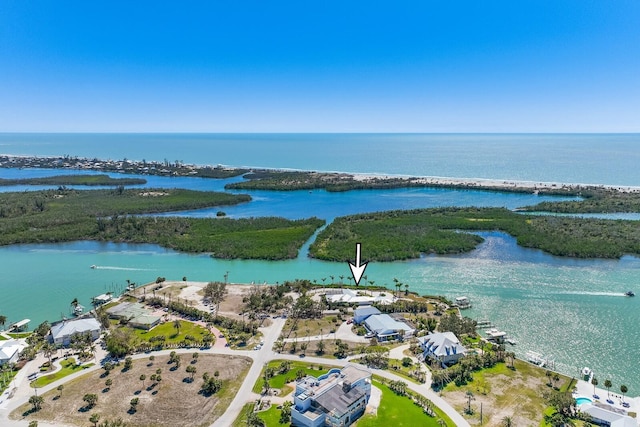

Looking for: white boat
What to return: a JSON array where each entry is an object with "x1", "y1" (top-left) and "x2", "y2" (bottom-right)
[
  {"x1": 90, "y1": 265, "x2": 96, "y2": 269},
  {"x1": 506, "y1": 338, "x2": 518, "y2": 345},
  {"x1": 73, "y1": 304, "x2": 84, "y2": 315}
]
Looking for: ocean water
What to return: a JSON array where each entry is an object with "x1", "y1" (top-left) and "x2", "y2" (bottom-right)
[
  {"x1": 2, "y1": 133, "x2": 640, "y2": 186},
  {"x1": 1, "y1": 133, "x2": 640, "y2": 394}
]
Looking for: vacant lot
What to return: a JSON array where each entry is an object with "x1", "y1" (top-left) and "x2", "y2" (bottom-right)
[
  {"x1": 440, "y1": 360, "x2": 570, "y2": 426},
  {"x1": 12, "y1": 354, "x2": 251, "y2": 427}
]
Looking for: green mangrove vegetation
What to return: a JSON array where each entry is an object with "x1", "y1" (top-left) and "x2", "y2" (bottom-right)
[
  {"x1": 97, "y1": 216, "x2": 325, "y2": 259},
  {"x1": 521, "y1": 188, "x2": 640, "y2": 213},
  {"x1": 225, "y1": 170, "x2": 581, "y2": 195},
  {"x1": 309, "y1": 207, "x2": 640, "y2": 260},
  {"x1": 0, "y1": 174, "x2": 146, "y2": 186},
  {"x1": 0, "y1": 188, "x2": 324, "y2": 259}
]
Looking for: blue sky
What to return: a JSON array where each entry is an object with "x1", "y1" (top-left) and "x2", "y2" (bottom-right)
[{"x1": 1, "y1": 1, "x2": 639, "y2": 132}]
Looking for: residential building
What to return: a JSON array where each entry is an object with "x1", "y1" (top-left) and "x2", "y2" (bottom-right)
[
  {"x1": 363, "y1": 314, "x2": 414, "y2": 341},
  {"x1": 50, "y1": 317, "x2": 101, "y2": 347},
  {"x1": 418, "y1": 332, "x2": 467, "y2": 365},
  {"x1": 353, "y1": 306, "x2": 381, "y2": 324},
  {"x1": 579, "y1": 403, "x2": 637, "y2": 427},
  {"x1": 106, "y1": 302, "x2": 162, "y2": 330},
  {"x1": 325, "y1": 289, "x2": 395, "y2": 306},
  {"x1": 0, "y1": 339, "x2": 26, "y2": 365},
  {"x1": 292, "y1": 364, "x2": 372, "y2": 427}
]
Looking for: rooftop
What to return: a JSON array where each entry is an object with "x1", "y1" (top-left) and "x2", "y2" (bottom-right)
[
  {"x1": 364, "y1": 313, "x2": 414, "y2": 335},
  {"x1": 50, "y1": 317, "x2": 101, "y2": 340}
]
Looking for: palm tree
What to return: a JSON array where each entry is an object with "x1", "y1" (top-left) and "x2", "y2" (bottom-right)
[
  {"x1": 604, "y1": 379, "x2": 612, "y2": 397},
  {"x1": 404, "y1": 284, "x2": 409, "y2": 296},
  {"x1": 591, "y1": 377, "x2": 598, "y2": 396},
  {"x1": 29, "y1": 395, "x2": 44, "y2": 411},
  {"x1": 620, "y1": 384, "x2": 628, "y2": 402},
  {"x1": 139, "y1": 374, "x2": 146, "y2": 389},
  {"x1": 173, "y1": 319, "x2": 181, "y2": 336},
  {"x1": 89, "y1": 413, "x2": 101, "y2": 427},
  {"x1": 42, "y1": 342, "x2": 56, "y2": 370},
  {"x1": 502, "y1": 416, "x2": 513, "y2": 427},
  {"x1": 0, "y1": 314, "x2": 6, "y2": 330}
]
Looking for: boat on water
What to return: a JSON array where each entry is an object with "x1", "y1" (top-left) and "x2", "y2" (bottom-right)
[
  {"x1": 73, "y1": 304, "x2": 84, "y2": 316},
  {"x1": 90, "y1": 265, "x2": 96, "y2": 269},
  {"x1": 506, "y1": 338, "x2": 518, "y2": 345},
  {"x1": 624, "y1": 291, "x2": 635, "y2": 297}
]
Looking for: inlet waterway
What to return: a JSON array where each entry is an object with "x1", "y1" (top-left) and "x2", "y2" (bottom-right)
[{"x1": 1, "y1": 133, "x2": 640, "y2": 394}]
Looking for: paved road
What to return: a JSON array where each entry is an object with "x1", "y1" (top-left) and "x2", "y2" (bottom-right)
[{"x1": 1, "y1": 318, "x2": 469, "y2": 427}]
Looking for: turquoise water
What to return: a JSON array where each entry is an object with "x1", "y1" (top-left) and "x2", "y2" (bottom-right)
[
  {"x1": 576, "y1": 397, "x2": 593, "y2": 406},
  {"x1": 2, "y1": 133, "x2": 640, "y2": 186},
  {"x1": 1, "y1": 133, "x2": 640, "y2": 394}
]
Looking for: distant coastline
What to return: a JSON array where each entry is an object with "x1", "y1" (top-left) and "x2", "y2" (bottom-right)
[{"x1": 3, "y1": 154, "x2": 640, "y2": 196}]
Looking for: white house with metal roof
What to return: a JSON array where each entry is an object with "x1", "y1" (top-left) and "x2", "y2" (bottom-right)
[
  {"x1": 418, "y1": 331, "x2": 467, "y2": 365},
  {"x1": 50, "y1": 317, "x2": 101, "y2": 346},
  {"x1": 579, "y1": 403, "x2": 637, "y2": 427},
  {"x1": 353, "y1": 306, "x2": 381, "y2": 324},
  {"x1": 363, "y1": 313, "x2": 414, "y2": 341},
  {"x1": 0, "y1": 339, "x2": 26, "y2": 365}
]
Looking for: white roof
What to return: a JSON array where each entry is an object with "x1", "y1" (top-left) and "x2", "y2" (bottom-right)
[
  {"x1": 364, "y1": 314, "x2": 414, "y2": 336},
  {"x1": 580, "y1": 404, "x2": 636, "y2": 427},
  {"x1": 354, "y1": 306, "x2": 381, "y2": 318},
  {"x1": 12, "y1": 319, "x2": 30, "y2": 328},
  {"x1": 50, "y1": 317, "x2": 101, "y2": 340},
  {"x1": 0, "y1": 339, "x2": 26, "y2": 361},
  {"x1": 419, "y1": 332, "x2": 467, "y2": 357}
]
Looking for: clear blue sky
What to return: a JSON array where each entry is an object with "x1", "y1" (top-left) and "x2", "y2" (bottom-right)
[{"x1": 1, "y1": 1, "x2": 639, "y2": 132}]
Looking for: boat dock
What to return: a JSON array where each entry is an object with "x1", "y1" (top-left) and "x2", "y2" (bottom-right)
[{"x1": 526, "y1": 351, "x2": 555, "y2": 369}]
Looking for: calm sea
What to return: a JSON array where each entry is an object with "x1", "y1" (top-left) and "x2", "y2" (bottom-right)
[
  {"x1": 1, "y1": 133, "x2": 639, "y2": 394},
  {"x1": 2, "y1": 133, "x2": 640, "y2": 186}
]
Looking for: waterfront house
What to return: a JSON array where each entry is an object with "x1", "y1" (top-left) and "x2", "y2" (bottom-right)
[
  {"x1": 418, "y1": 332, "x2": 467, "y2": 366},
  {"x1": 292, "y1": 364, "x2": 372, "y2": 427},
  {"x1": 363, "y1": 313, "x2": 415, "y2": 341},
  {"x1": 353, "y1": 306, "x2": 381, "y2": 324},
  {"x1": 325, "y1": 289, "x2": 396, "y2": 306},
  {"x1": 50, "y1": 317, "x2": 101, "y2": 347},
  {"x1": 0, "y1": 339, "x2": 26, "y2": 365},
  {"x1": 579, "y1": 403, "x2": 637, "y2": 427},
  {"x1": 106, "y1": 302, "x2": 162, "y2": 330}
]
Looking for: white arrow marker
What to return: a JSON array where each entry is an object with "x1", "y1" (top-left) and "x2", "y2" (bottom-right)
[{"x1": 348, "y1": 243, "x2": 368, "y2": 285}]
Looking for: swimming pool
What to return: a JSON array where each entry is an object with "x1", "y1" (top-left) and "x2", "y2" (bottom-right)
[{"x1": 576, "y1": 397, "x2": 593, "y2": 406}]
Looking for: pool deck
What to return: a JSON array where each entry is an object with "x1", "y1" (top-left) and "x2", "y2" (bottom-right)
[{"x1": 574, "y1": 379, "x2": 640, "y2": 425}]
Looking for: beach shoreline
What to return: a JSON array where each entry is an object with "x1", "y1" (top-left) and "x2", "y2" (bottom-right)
[{"x1": 4, "y1": 153, "x2": 640, "y2": 194}]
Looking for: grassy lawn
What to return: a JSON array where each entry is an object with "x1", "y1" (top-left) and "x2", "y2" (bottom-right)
[
  {"x1": 31, "y1": 358, "x2": 94, "y2": 388},
  {"x1": 256, "y1": 405, "x2": 281, "y2": 426},
  {"x1": 231, "y1": 404, "x2": 255, "y2": 427},
  {"x1": 281, "y1": 315, "x2": 345, "y2": 340},
  {"x1": 386, "y1": 359, "x2": 424, "y2": 385},
  {"x1": 0, "y1": 335, "x2": 7, "y2": 340},
  {"x1": 280, "y1": 339, "x2": 365, "y2": 360},
  {"x1": 132, "y1": 320, "x2": 211, "y2": 345},
  {"x1": 7, "y1": 332, "x2": 32, "y2": 339},
  {"x1": 357, "y1": 380, "x2": 452, "y2": 427},
  {"x1": 441, "y1": 360, "x2": 571, "y2": 426},
  {"x1": 1, "y1": 369, "x2": 18, "y2": 393},
  {"x1": 253, "y1": 360, "x2": 339, "y2": 394},
  {"x1": 244, "y1": 363, "x2": 454, "y2": 427}
]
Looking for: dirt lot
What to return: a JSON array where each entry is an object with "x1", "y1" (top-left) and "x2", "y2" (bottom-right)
[{"x1": 12, "y1": 354, "x2": 252, "y2": 427}]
